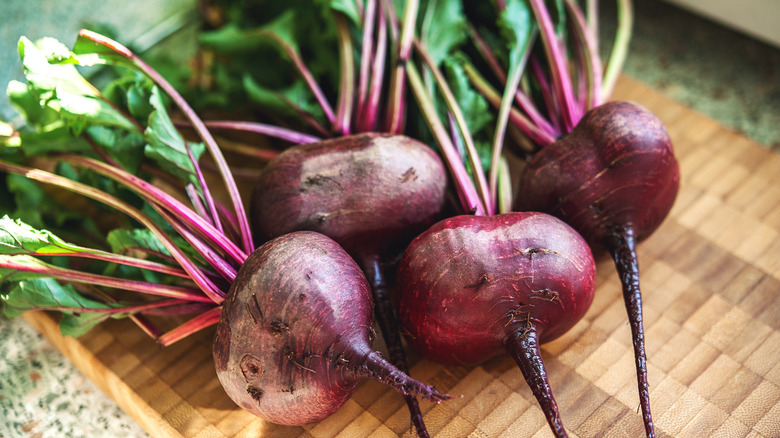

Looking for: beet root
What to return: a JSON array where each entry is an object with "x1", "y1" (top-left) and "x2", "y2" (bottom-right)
[
  {"x1": 213, "y1": 231, "x2": 450, "y2": 426},
  {"x1": 515, "y1": 100, "x2": 680, "y2": 437},
  {"x1": 250, "y1": 132, "x2": 448, "y2": 435},
  {"x1": 250, "y1": 132, "x2": 447, "y2": 260},
  {"x1": 397, "y1": 212, "x2": 596, "y2": 437}
]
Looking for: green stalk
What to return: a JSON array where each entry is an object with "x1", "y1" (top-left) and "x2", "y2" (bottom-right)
[
  {"x1": 601, "y1": 0, "x2": 633, "y2": 102},
  {"x1": 406, "y1": 64, "x2": 486, "y2": 215},
  {"x1": 412, "y1": 40, "x2": 493, "y2": 215}
]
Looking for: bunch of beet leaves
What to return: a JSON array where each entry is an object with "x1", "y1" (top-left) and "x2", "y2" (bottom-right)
[
  {"x1": 0, "y1": 0, "x2": 680, "y2": 437},
  {"x1": 382, "y1": 0, "x2": 677, "y2": 437},
  {"x1": 0, "y1": 20, "x2": 450, "y2": 435}
]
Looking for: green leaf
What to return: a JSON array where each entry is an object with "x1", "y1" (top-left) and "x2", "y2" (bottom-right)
[
  {"x1": 328, "y1": 0, "x2": 361, "y2": 24},
  {"x1": 420, "y1": 0, "x2": 468, "y2": 66},
  {"x1": 71, "y1": 32, "x2": 135, "y2": 69},
  {"x1": 0, "y1": 277, "x2": 111, "y2": 326},
  {"x1": 442, "y1": 56, "x2": 493, "y2": 140},
  {"x1": 0, "y1": 254, "x2": 60, "y2": 284},
  {"x1": 86, "y1": 125, "x2": 145, "y2": 174},
  {"x1": 6, "y1": 174, "x2": 79, "y2": 230},
  {"x1": 0, "y1": 215, "x2": 98, "y2": 256},
  {"x1": 200, "y1": 11, "x2": 300, "y2": 54},
  {"x1": 59, "y1": 311, "x2": 111, "y2": 337},
  {"x1": 243, "y1": 74, "x2": 325, "y2": 122},
  {"x1": 107, "y1": 228, "x2": 170, "y2": 257},
  {"x1": 18, "y1": 37, "x2": 99, "y2": 98},
  {"x1": 498, "y1": 0, "x2": 535, "y2": 72},
  {"x1": 16, "y1": 37, "x2": 140, "y2": 137},
  {"x1": 199, "y1": 23, "x2": 268, "y2": 53},
  {"x1": 143, "y1": 86, "x2": 205, "y2": 186}
]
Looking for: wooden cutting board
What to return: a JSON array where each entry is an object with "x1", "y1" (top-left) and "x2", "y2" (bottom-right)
[{"x1": 22, "y1": 76, "x2": 780, "y2": 438}]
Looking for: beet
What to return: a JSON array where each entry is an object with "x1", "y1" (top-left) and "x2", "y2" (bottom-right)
[
  {"x1": 250, "y1": 133, "x2": 447, "y2": 258},
  {"x1": 397, "y1": 212, "x2": 596, "y2": 437},
  {"x1": 515, "y1": 100, "x2": 680, "y2": 437},
  {"x1": 213, "y1": 231, "x2": 450, "y2": 425},
  {"x1": 249, "y1": 132, "x2": 448, "y2": 434}
]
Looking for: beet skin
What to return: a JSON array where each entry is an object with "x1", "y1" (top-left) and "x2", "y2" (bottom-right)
[
  {"x1": 250, "y1": 132, "x2": 447, "y2": 261},
  {"x1": 515, "y1": 100, "x2": 680, "y2": 437},
  {"x1": 250, "y1": 132, "x2": 448, "y2": 436},
  {"x1": 214, "y1": 231, "x2": 449, "y2": 426},
  {"x1": 397, "y1": 212, "x2": 596, "y2": 437}
]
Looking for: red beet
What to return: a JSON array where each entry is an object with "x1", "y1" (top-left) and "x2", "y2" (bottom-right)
[
  {"x1": 515, "y1": 100, "x2": 680, "y2": 437},
  {"x1": 397, "y1": 212, "x2": 596, "y2": 437},
  {"x1": 250, "y1": 133, "x2": 448, "y2": 435},
  {"x1": 213, "y1": 231, "x2": 450, "y2": 425}
]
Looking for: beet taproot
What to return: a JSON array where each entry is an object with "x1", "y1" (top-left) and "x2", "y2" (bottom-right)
[{"x1": 515, "y1": 100, "x2": 680, "y2": 437}]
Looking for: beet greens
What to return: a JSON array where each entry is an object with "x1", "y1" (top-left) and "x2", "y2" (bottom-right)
[
  {"x1": 0, "y1": 30, "x2": 450, "y2": 428},
  {"x1": 406, "y1": 1, "x2": 672, "y2": 436}
]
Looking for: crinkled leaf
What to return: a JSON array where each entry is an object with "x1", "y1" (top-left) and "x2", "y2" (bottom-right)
[
  {"x1": 71, "y1": 32, "x2": 136, "y2": 69},
  {"x1": 420, "y1": 0, "x2": 468, "y2": 66},
  {"x1": 59, "y1": 311, "x2": 112, "y2": 337},
  {"x1": 143, "y1": 86, "x2": 205, "y2": 186},
  {"x1": 105, "y1": 228, "x2": 173, "y2": 283},
  {"x1": 201, "y1": 10, "x2": 300, "y2": 54},
  {"x1": 7, "y1": 80, "x2": 50, "y2": 127},
  {"x1": 54, "y1": 86, "x2": 139, "y2": 135},
  {"x1": 18, "y1": 37, "x2": 98, "y2": 98},
  {"x1": 0, "y1": 277, "x2": 111, "y2": 324},
  {"x1": 6, "y1": 174, "x2": 82, "y2": 230},
  {"x1": 0, "y1": 215, "x2": 98, "y2": 256},
  {"x1": 86, "y1": 125, "x2": 145, "y2": 173},
  {"x1": 0, "y1": 254, "x2": 62, "y2": 284},
  {"x1": 199, "y1": 23, "x2": 269, "y2": 53},
  {"x1": 243, "y1": 74, "x2": 325, "y2": 122},
  {"x1": 17, "y1": 37, "x2": 140, "y2": 136},
  {"x1": 107, "y1": 228, "x2": 170, "y2": 257},
  {"x1": 328, "y1": 0, "x2": 361, "y2": 24},
  {"x1": 139, "y1": 204, "x2": 207, "y2": 267},
  {"x1": 442, "y1": 56, "x2": 493, "y2": 140},
  {"x1": 498, "y1": 0, "x2": 535, "y2": 72},
  {"x1": 7, "y1": 80, "x2": 93, "y2": 156}
]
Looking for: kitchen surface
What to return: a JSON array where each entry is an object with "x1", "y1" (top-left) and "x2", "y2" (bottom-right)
[{"x1": 1, "y1": 1, "x2": 779, "y2": 437}]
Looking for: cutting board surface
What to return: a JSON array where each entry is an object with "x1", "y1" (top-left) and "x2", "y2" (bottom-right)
[{"x1": 23, "y1": 76, "x2": 780, "y2": 438}]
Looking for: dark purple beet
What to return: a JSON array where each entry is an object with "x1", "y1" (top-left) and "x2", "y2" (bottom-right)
[
  {"x1": 397, "y1": 212, "x2": 596, "y2": 438},
  {"x1": 250, "y1": 133, "x2": 447, "y2": 436},
  {"x1": 213, "y1": 231, "x2": 450, "y2": 426},
  {"x1": 515, "y1": 100, "x2": 680, "y2": 437}
]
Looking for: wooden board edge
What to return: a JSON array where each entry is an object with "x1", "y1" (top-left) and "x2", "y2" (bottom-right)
[{"x1": 22, "y1": 311, "x2": 182, "y2": 438}]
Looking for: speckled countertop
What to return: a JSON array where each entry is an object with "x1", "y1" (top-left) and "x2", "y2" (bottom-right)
[
  {"x1": 1, "y1": 1, "x2": 193, "y2": 437},
  {"x1": 1, "y1": 1, "x2": 779, "y2": 438}
]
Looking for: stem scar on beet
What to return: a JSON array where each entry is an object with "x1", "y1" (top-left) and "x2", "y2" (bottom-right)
[{"x1": 214, "y1": 231, "x2": 452, "y2": 426}]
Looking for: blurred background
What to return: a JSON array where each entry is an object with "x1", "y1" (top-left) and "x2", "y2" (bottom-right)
[{"x1": 1, "y1": 1, "x2": 778, "y2": 437}]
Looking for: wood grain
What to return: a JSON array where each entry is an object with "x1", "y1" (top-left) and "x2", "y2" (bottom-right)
[{"x1": 23, "y1": 76, "x2": 780, "y2": 437}]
